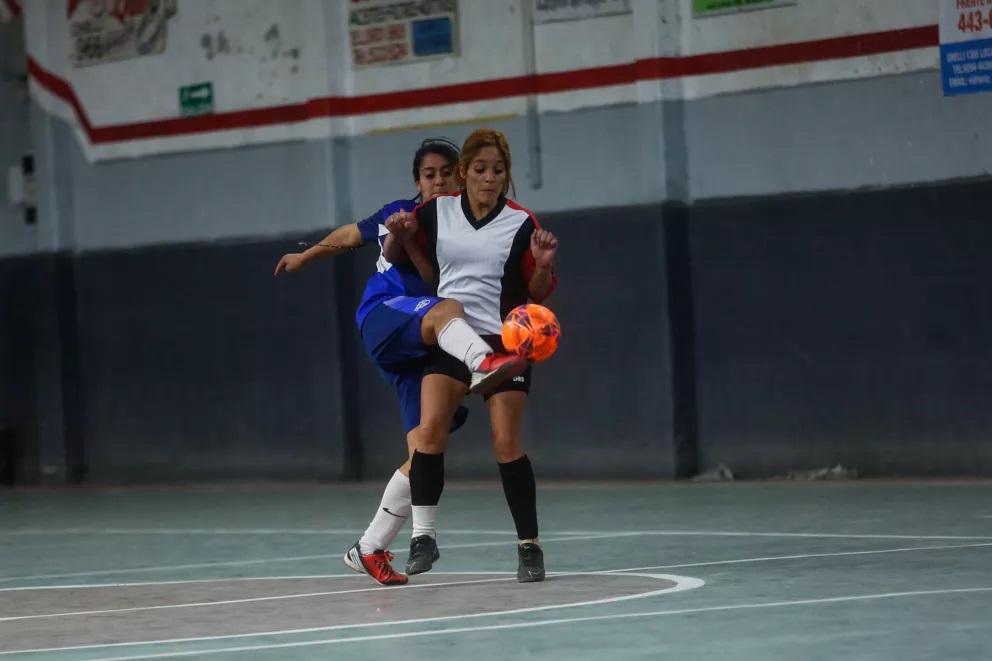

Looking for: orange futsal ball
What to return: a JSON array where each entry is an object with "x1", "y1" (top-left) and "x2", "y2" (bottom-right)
[{"x1": 501, "y1": 304, "x2": 561, "y2": 362}]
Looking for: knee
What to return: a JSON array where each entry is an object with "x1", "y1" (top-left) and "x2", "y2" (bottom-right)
[
  {"x1": 414, "y1": 418, "x2": 450, "y2": 453},
  {"x1": 491, "y1": 432, "x2": 523, "y2": 463}
]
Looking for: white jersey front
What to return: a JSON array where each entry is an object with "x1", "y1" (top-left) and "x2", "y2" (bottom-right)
[{"x1": 416, "y1": 193, "x2": 548, "y2": 335}]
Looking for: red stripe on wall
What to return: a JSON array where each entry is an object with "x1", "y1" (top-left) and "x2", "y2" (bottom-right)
[{"x1": 27, "y1": 24, "x2": 939, "y2": 146}]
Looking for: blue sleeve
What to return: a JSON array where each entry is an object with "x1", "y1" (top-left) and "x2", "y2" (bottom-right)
[
  {"x1": 356, "y1": 200, "x2": 415, "y2": 244},
  {"x1": 356, "y1": 208, "x2": 383, "y2": 243}
]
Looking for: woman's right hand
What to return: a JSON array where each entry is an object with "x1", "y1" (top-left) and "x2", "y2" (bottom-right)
[{"x1": 274, "y1": 253, "x2": 306, "y2": 276}]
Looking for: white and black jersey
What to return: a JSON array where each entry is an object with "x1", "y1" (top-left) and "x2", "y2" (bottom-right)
[{"x1": 415, "y1": 193, "x2": 556, "y2": 335}]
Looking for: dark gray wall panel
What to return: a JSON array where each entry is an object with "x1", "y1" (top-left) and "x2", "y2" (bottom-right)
[
  {"x1": 691, "y1": 179, "x2": 992, "y2": 476},
  {"x1": 68, "y1": 240, "x2": 352, "y2": 481}
]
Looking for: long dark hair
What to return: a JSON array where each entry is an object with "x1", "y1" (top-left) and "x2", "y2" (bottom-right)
[{"x1": 412, "y1": 138, "x2": 460, "y2": 199}]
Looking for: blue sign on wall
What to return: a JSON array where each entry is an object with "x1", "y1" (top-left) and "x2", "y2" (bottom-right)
[
  {"x1": 941, "y1": 38, "x2": 992, "y2": 96},
  {"x1": 940, "y1": 0, "x2": 992, "y2": 96},
  {"x1": 411, "y1": 17, "x2": 454, "y2": 57}
]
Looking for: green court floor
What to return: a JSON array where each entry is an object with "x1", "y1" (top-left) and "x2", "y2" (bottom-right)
[{"x1": 1, "y1": 481, "x2": 990, "y2": 659}]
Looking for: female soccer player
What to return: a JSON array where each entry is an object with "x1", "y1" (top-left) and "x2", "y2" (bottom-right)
[
  {"x1": 385, "y1": 129, "x2": 559, "y2": 583},
  {"x1": 274, "y1": 138, "x2": 524, "y2": 586}
]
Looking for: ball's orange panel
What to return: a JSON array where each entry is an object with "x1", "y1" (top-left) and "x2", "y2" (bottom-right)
[{"x1": 501, "y1": 304, "x2": 560, "y2": 362}]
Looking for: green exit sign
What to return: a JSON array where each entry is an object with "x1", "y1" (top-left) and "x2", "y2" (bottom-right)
[{"x1": 179, "y1": 82, "x2": 214, "y2": 117}]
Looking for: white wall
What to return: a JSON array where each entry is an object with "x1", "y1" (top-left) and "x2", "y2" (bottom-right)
[
  {"x1": 681, "y1": 0, "x2": 938, "y2": 100},
  {"x1": 24, "y1": 0, "x2": 942, "y2": 162}
]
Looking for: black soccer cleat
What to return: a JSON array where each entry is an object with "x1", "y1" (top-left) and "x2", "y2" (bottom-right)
[
  {"x1": 406, "y1": 534, "x2": 440, "y2": 575},
  {"x1": 517, "y1": 542, "x2": 545, "y2": 583}
]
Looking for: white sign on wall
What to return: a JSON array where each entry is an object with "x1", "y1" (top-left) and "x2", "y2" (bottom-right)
[
  {"x1": 68, "y1": 0, "x2": 177, "y2": 68},
  {"x1": 939, "y1": 0, "x2": 992, "y2": 96},
  {"x1": 349, "y1": 0, "x2": 459, "y2": 68},
  {"x1": 533, "y1": 0, "x2": 631, "y2": 24}
]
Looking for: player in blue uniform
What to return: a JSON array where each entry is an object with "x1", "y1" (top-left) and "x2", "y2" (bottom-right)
[{"x1": 274, "y1": 139, "x2": 525, "y2": 585}]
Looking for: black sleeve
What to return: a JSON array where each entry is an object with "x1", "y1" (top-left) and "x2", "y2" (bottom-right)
[
  {"x1": 499, "y1": 218, "x2": 535, "y2": 321},
  {"x1": 414, "y1": 199, "x2": 440, "y2": 280}
]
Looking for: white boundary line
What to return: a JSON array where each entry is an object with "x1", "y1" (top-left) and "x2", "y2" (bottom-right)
[
  {"x1": 0, "y1": 528, "x2": 513, "y2": 537},
  {"x1": 2, "y1": 540, "x2": 990, "y2": 655},
  {"x1": 4, "y1": 530, "x2": 990, "y2": 584},
  {"x1": 0, "y1": 573, "x2": 704, "y2": 656},
  {"x1": 549, "y1": 530, "x2": 992, "y2": 541},
  {"x1": 4, "y1": 539, "x2": 990, "y2": 594},
  {"x1": 4, "y1": 528, "x2": 992, "y2": 540},
  {"x1": 0, "y1": 576, "x2": 523, "y2": 622},
  {"x1": 0, "y1": 572, "x2": 514, "y2": 593},
  {"x1": 77, "y1": 586, "x2": 992, "y2": 660},
  {"x1": 599, "y1": 541, "x2": 992, "y2": 573},
  {"x1": 0, "y1": 534, "x2": 615, "y2": 584}
]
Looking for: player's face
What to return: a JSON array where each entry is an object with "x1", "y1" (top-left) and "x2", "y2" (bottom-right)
[
  {"x1": 462, "y1": 146, "x2": 507, "y2": 208},
  {"x1": 416, "y1": 152, "x2": 457, "y2": 200}
]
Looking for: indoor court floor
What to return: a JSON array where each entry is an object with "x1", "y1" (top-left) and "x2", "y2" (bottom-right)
[{"x1": 2, "y1": 481, "x2": 990, "y2": 660}]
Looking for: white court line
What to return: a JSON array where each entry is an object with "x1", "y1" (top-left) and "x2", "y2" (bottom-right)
[
  {"x1": 0, "y1": 573, "x2": 704, "y2": 656},
  {"x1": 0, "y1": 534, "x2": 616, "y2": 584},
  {"x1": 0, "y1": 554, "x2": 337, "y2": 584},
  {"x1": 3, "y1": 529, "x2": 989, "y2": 584},
  {"x1": 0, "y1": 572, "x2": 515, "y2": 593},
  {"x1": 0, "y1": 576, "x2": 520, "y2": 622},
  {"x1": 5, "y1": 528, "x2": 992, "y2": 540},
  {"x1": 550, "y1": 530, "x2": 992, "y2": 541},
  {"x1": 599, "y1": 541, "x2": 992, "y2": 574},
  {"x1": 5, "y1": 539, "x2": 988, "y2": 604},
  {"x1": 6, "y1": 539, "x2": 990, "y2": 594},
  {"x1": 77, "y1": 586, "x2": 992, "y2": 660},
  {"x1": 0, "y1": 528, "x2": 513, "y2": 537}
]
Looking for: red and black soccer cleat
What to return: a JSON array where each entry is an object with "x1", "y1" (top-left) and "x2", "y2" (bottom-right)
[
  {"x1": 469, "y1": 352, "x2": 528, "y2": 394},
  {"x1": 344, "y1": 541, "x2": 408, "y2": 586}
]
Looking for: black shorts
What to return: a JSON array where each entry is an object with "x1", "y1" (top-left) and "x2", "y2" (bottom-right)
[{"x1": 425, "y1": 334, "x2": 532, "y2": 399}]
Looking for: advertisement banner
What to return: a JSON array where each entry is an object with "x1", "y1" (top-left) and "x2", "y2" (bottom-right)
[
  {"x1": 349, "y1": 0, "x2": 459, "y2": 68},
  {"x1": 939, "y1": 0, "x2": 992, "y2": 96},
  {"x1": 68, "y1": 0, "x2": 177, "y2": 68},
  {"x1": 533, "y1": 0, "x2": 631, "y2": 24}
]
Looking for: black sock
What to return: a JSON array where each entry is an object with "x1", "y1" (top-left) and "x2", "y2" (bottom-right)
[
  {"x1": 498, "y1": 454, "x2": 538, "y2": 540},
  {"x1": 410, "y1": 450, "x2": 445, "y2": 506}
]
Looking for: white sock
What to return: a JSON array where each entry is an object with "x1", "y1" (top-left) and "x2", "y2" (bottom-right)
[
  {"x1": 358, "y1": 470, "x2": 411, "y2": 554},
  {"x1": 437, "y1": 318, "x2": 492, "y2": 371},
  {"x1": 411, "y1": 505, "x2": 438, "y2": 539}
]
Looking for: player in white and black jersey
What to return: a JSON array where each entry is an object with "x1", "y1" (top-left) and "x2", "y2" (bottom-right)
[
  {"x1": 274, "y1": 139, "x2": 524, "y2": 586},
  {"x1": 384, "y1": 129, "x2": 559, "y2": 583}
]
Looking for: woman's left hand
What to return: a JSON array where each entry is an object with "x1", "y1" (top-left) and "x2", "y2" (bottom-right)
[
  {"x1": 385, "y1": 211, "x2": 418, "y2": 239},
  {"x1": 530, "y1": 229, "x2": 558, "y2": 269}
]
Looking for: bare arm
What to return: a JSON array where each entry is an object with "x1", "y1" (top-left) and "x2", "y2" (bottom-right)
[
  {"x1": 382, "y1": 211, "x2": 437, "y2": 288},
  {"x1": 403, "y1": 232, "x2": 438, "y2": 290},
  {"x1": 381, "y1": 211, "x2": 417, "y2": 264},
  {"x1": 381, "y1": 230, "x2": 410, "y2": 266},
  {"x1": 527, "y1": 228, "x2": 558, "y2": 301},
  {"x1": 273, "y1": 223, "x2": 364, "y2": 275},
  {"x1": 528, "y1": 264, "x2": 555, "y2": 301}
]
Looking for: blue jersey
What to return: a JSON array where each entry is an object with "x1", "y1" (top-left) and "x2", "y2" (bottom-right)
[{"x1": 354, "y1": 199, "x2": 434, "y2": 328}]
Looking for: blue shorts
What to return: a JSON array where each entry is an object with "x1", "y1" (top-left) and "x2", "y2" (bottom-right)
[
  {"x1": 362, "y1": 295, "x2": 442, "y2": 368},
  {"x1": 361, "y1": 295, "x2": 467, "y2": 433}
]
